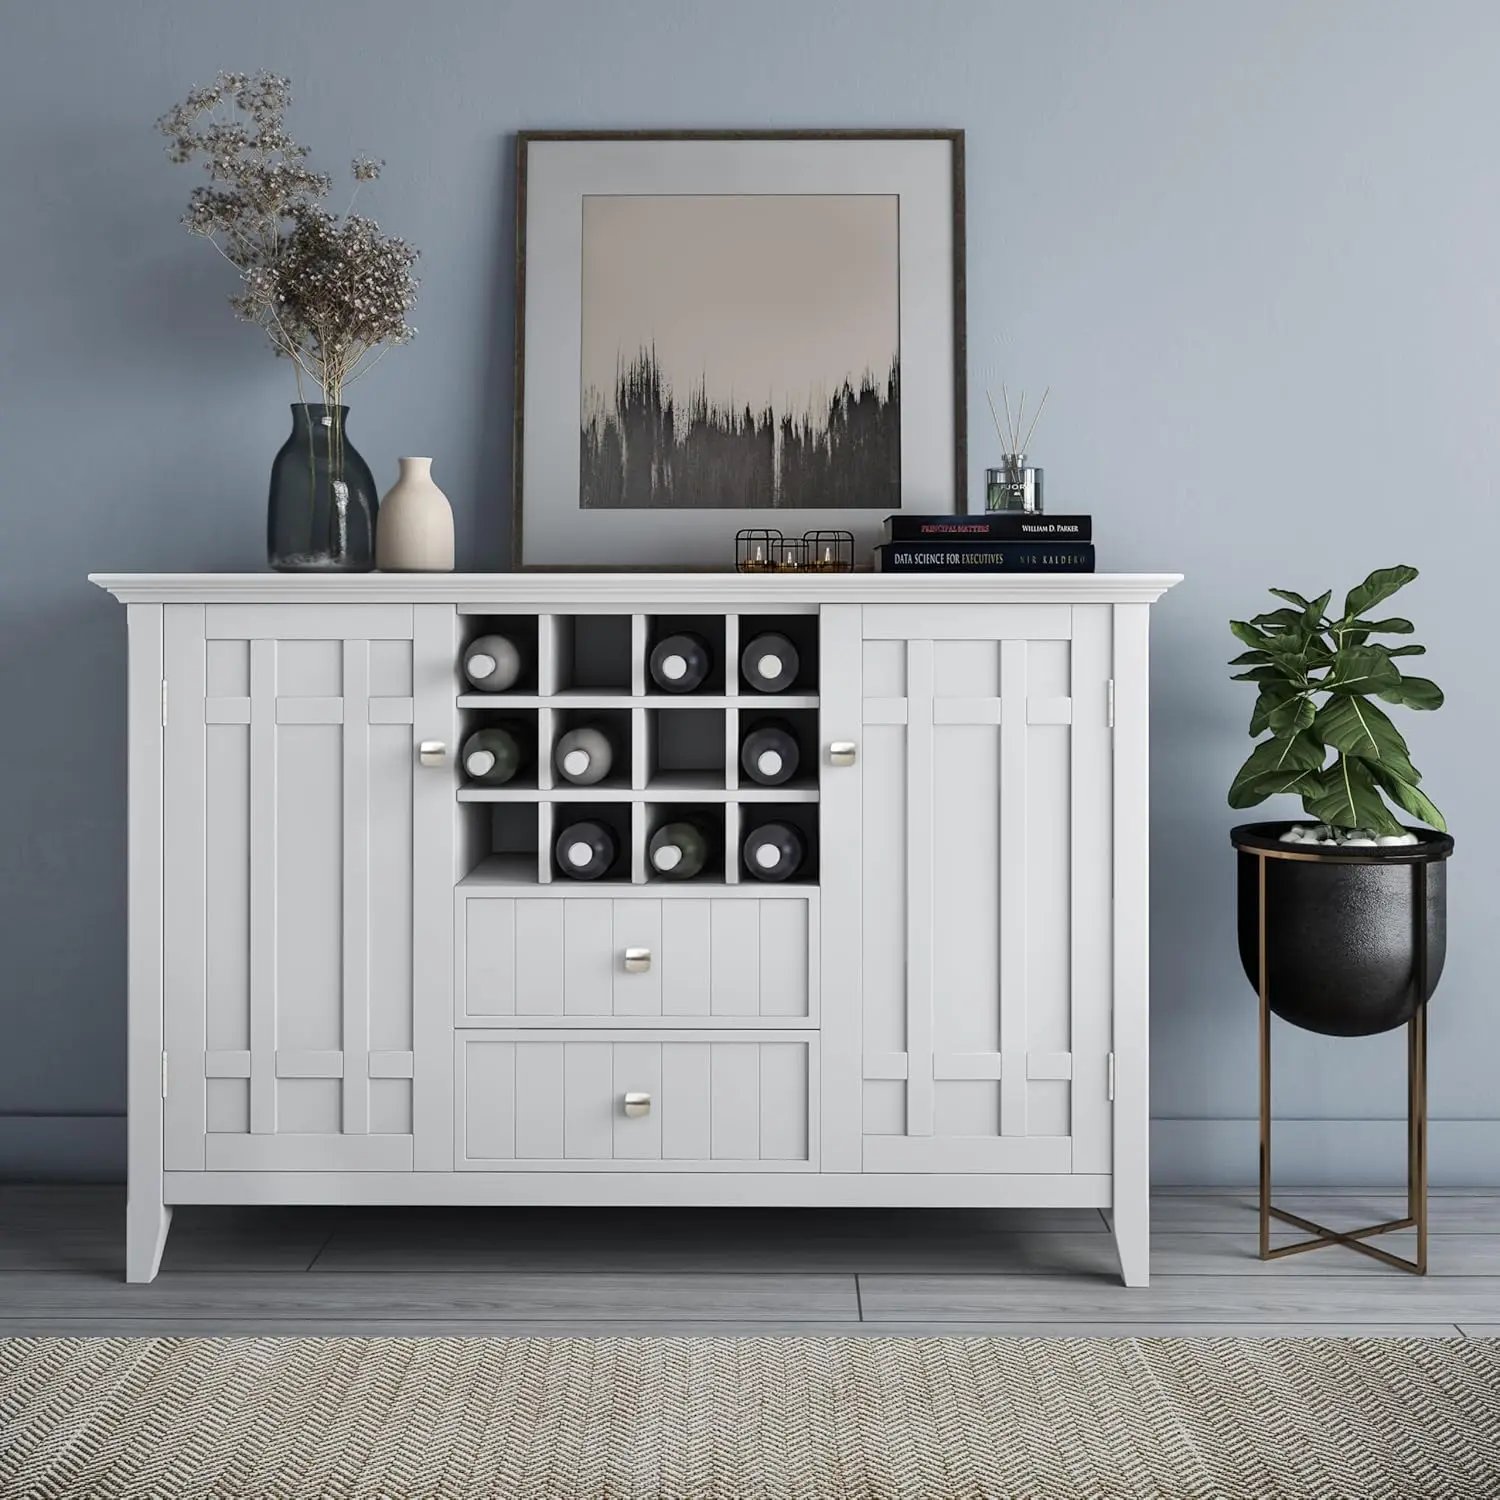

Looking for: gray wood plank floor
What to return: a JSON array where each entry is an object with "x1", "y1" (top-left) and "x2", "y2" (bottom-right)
[{"x1": 1, "y1": 1186, "x2": 1497, "y2": 1338}]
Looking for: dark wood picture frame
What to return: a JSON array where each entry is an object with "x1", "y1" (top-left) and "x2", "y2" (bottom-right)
[{"x1": 511, "y1": 129, "x2": 967, "y2": 571}]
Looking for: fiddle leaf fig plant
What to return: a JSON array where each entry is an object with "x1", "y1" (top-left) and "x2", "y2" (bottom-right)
[{"x1": 1227, "y1": 565, "x2": 1446, "y2": 835}]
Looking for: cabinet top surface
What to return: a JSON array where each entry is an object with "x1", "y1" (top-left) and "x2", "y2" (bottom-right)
[{"x1": 90, "y1": 571, "x2": 1183, "y2": 606}]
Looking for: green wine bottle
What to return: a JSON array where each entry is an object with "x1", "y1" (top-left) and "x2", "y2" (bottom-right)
[
  {"x1": 649, "y1": 818, "x2": 714, "y2": 880},
  {"x1": 461, "y1": 725, "x2": 524, "y2": 785}
]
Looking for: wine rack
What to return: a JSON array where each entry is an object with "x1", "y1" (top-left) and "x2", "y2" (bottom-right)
[{"x1": 456, "y1": 609, "x2": 819, "y2": 885}]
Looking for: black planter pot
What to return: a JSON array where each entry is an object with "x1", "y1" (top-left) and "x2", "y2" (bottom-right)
[{"x1": 1232, "y1": 821, "x2": 1453, "y2": 1037}]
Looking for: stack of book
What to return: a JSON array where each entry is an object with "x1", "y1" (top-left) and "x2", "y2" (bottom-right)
[{"x1": 875, "y1": 513, "x2": 1094, "y2": 573}]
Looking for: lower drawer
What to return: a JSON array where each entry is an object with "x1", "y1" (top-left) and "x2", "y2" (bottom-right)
[{"x1": 455, "y1": 1032, "x2": 816, "y2": 1170}]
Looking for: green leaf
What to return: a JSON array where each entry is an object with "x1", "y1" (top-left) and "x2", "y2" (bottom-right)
[
  {"x1": 1366, "y1": 761, "x2": 1447, "y2": 832},
  {"x1": 1313, "y1": 696, "x2": 1420, "y2": 783},
  {"x1": 1377, "y1": 674, "x2": 1444, "y2": 711},
  {"x1": 1228, "y1": 732, "x2": 1325, "y2": 808},
  {"x1": 1249, "y1": 682, "x2": 1297, "y2": 736},
  {"x1": 1350, "y1": 616, "x2": 1414, "y2": 635},
  {"x1": 1267, "y1": 693, "x2": 1315, "y2": 734},
  {"x1": 1268, "y1": 587, "x2": 1311, "y2": 609},
  {"x1": 1384, "y1": 644, "x2": 1426, "y2": 657},
  {"x1": 1232, "y1": 665, "x2": 1293, "y2": 683},
  {"x1": 1318, "y1": 645, "x2": 1401, "y2": 696},
  {"x1": 1250, "y1": 607, "x2": 1307, "y2": 631},
  {"x1": 1303, "y1": 589, "x2": 1333, "y2": 621},
  {"x1": 1235, "y1": 766, "x2": 1327, "y2": 803},
  {"x1": 1230, "y1": 620, "x2": 1271, "y2": 651},
  {"x1": 1341, "y1": 565, "x2": 1418, "y2": 621},
  {"x1": 1303, "y1": 756, "x2": 1404, "y2": 834},
  {"x1": 1228, "y1": 650, "x2": 1273, "y2": 666}
]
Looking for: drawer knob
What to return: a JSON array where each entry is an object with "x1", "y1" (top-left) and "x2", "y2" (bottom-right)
[
  {"x1": 828, "y1": 740, "x2": 857, "y2": 767},
  {"x1": 623, "y1": 947, "x2": 652, "y2": 974},
  {"x1": 623, "y1": 1091, "x2": 651, "y2": 1118},
  {"x1": 418, "y1": 740, "x2": 447, "y2": 768}
]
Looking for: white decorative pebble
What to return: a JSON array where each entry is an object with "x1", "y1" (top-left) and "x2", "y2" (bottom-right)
[
  {"x1": 1377, "y1": 833, "x2": 1419, "y2": 846},
  {"x1": 1341, "y1": 837, "x2": 1377, "y2": 846}
]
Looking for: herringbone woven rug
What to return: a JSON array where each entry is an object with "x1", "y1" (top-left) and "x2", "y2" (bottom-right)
[{"x1": 1, "y1": 1336, "x2": 1497, "y2": 1498}]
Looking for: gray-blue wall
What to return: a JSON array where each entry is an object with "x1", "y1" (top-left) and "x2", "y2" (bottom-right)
[{"x1": 2, "y1": 0, "x2": 1495, "y2": 1184}]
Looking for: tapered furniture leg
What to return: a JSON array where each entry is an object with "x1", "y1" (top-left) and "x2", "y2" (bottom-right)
[
  {"x1": 126, "y1": 1199, "x2": 171, "y2": 1284},
  {"x1": 1113, "y1": 1201, "x2": 1150, "y2": 1288}
]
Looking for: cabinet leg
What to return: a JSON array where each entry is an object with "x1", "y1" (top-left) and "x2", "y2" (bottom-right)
[
  {"x1": 125, "y1": 1198, "x2": 171, "y2": 1284},
  {"x1": 1112, "y1": 1205, "x2": 1150, "y2": 1288}
]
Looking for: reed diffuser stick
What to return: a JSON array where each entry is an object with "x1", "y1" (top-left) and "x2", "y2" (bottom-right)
[
  {"x1": 1020, "y1": 387, "x2": 1050, "y2": 454},
  {"x1": 985, "y1": 390, "x2": 1008, "y2": 448}
]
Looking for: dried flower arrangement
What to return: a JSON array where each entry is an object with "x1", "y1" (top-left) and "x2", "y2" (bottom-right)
[{"x1": 157, "y1": 71, "x2": 419, "y2": 410}]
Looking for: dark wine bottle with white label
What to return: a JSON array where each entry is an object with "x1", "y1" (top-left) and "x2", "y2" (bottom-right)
[
  {"x1": 649, "y1": 817, "x2": 714, "y2": 880},
  {"x1": 463, "y1": 634, "x2": 523, "y2": 691},
  {"x1": 554, "y1": 819, "x2": 617, "y2": 881},
  {"x1": 649, "y1": 632, "x2": 712, "y2": 693},
  {"x1": 461, "y1": 724, "x2": 525, "y2": 785},
  {"x1": 740, "y1": 719, "x2": 800, "y2": 787},
  {"x1": 743, "y1": 821, "x2": 806, "y2": 882},
  {"x1": 554, "y1": 724, "x2": 614, "y2": 786},
  {"x1": 741, "y1": 632, "x2": 799, "y2": 693}
]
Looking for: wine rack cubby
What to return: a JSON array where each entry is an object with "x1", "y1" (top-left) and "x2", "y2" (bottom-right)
[
  {"x1": 644, "y1": 708, "x2": 726, "y2": 794},
  {"x1": 646, "y1": 614, "x2": 727, "y2": 696},
  {"x1": 738, "y1": 613, "x2": 818, "y2": 695},
  {"x1": 454, "y1": 607, "x2": 820, "y2": 885},
  {"x1": 551, "y1": 613, "x2": 634, "y2": 695},
  {"x1": 459, "y1": 613, "x2": 540, "y2": 694},
  {"x1": 643, "y1": 802, "x2": 727, "y2": 885},
  {"x1": 739, "y1": 803, "x2": 819, "y2": 885}
]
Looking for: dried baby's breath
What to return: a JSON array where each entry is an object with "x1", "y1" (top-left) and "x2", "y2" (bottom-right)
[{"x1": 157, "y1": 70, "x2": 419, "y2": 406}]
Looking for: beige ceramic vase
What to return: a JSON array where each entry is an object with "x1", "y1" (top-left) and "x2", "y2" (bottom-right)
[{"x1": 375, "y1": 457, "x2": 454, "y2": 571}]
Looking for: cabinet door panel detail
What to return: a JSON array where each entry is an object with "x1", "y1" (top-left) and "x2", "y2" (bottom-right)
[
  {"x1": 848, "y1": 606, "x2": 1111, "y2": 1174},
  {"x1": 162, "y1": 607, "x2": 420, "y2": 1171},
  {"x1": 456, "y1": 1034, "x2": 814, "y2": 1169},
  {"x1": 459, "y1": 896, "x2": 812, "y2": 1023}
]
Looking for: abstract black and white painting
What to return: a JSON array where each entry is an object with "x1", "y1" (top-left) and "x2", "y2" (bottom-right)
[
  {"x1": 579, "y1": 195, "x2": 899, "y2": 511},
  {"x1": 514, "y1": 132, "x2": 963, "y2": 568}
]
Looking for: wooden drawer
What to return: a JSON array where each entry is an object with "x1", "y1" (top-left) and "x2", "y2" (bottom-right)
[
  {"x1": 457, "y1": 894, "x2": 815, "y2": 1025},
  {"x1": 455, "y1": 1032, "x2": 816, "y2": 1169}
]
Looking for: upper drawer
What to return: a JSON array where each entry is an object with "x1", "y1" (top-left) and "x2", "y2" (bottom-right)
[{"x1": 458, "y1": 894, "x2": 815, "y2": 1025}]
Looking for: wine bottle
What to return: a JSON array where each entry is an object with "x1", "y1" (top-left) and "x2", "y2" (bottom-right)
[
  {"x1": 461, "y1": 724, "x2": 525, "y2": 785},
  {"x1": 554, "y1": 723, "x2": 614, "y2": 786},
  {"x1": 554, "y1": 819, "x2": 617, "y2": 880},
  {"x1": 649, "y1": 817, "x2": 714, "y2": 880},
  {"x1": 740, "y1": 718, "x2": 800, "y2": 787},
  {"x1": 463, "y1": 634, "x2": 523, "y2": 692},
  {"x1": 741, "y1": 632, "x2": 799, "y2": 693},
  {"x1": 743, "y1": 821, "x2": 806, "y2": 882},
  {"x1": 650, "y1": 632, "x2": 712, "y2": 693}
]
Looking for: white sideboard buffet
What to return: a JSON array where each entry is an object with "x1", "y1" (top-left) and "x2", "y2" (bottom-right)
[{"x1": 92, "y1": 572, "x2": 1180, "y2": 1285}]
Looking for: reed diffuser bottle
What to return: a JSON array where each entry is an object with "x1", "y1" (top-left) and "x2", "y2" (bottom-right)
[{"x1": 984, "y1": 385, "x2": 1048, "y2": 514}]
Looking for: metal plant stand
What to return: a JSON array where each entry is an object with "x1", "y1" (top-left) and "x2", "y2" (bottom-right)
[{"x1": 1253, "y1": 849, "x2": 1429, "y2": 1275}]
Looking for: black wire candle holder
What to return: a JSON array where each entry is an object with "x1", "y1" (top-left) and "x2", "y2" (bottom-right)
[
  {"x1": 735, "y1": 529, "x2": 783, "y2": 573},
  {"x1": 734, "y1": 528, "x2": 854, "y2": 573},
  {"x1": 803, "y1": 530, "x2": 855, "y2": 572}
]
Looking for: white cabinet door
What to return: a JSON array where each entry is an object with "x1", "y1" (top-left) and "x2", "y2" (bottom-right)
[
  {"x1": 820, "y1": 602, "x2": 1114, "y2": 1174},
  {"x1": 161, "y1": 603, "x2": 454, "y2": 1172}
]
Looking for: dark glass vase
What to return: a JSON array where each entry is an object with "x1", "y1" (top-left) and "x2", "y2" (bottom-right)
[{"x1": 267, "y1": 404, "x2": 377, "y2": 572}]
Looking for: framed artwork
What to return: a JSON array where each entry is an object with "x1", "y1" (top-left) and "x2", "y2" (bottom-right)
[{"x1": 512, "y1": 130, "x2": 966, "y2": 570}]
